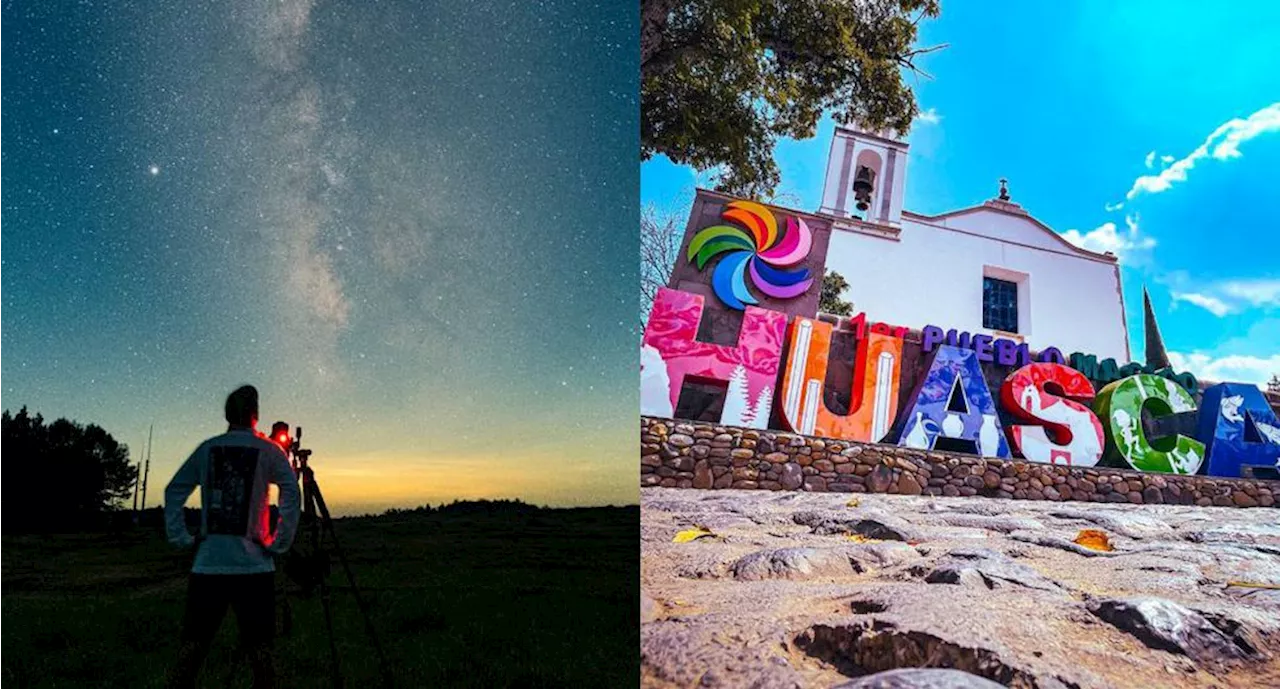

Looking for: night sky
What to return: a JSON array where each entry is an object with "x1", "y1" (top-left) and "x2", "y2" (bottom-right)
[{"x1": 2, "y1": 1, "x2": 639, "y2": 513}]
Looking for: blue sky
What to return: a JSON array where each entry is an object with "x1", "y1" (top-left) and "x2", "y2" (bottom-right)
[{"x1": 642, "y1": 1, "x2": 1280, "y2": 388}]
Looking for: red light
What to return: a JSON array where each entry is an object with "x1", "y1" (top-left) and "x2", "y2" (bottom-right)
[{"x1": 276, "y1": 433, "x2": 289, "y2": 446}]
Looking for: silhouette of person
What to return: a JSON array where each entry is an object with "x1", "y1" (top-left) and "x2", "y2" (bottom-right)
[
  {"x1": 163, "y1": 385, "x2": 301, "y2": 689},
  {"x1": 268, "y1": 421, "x2": 291, "y2": 450}
]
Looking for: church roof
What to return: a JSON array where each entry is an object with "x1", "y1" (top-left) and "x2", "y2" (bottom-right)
[{"x1": 903, "y1": 199, "x2": 1119, "y2": 264}]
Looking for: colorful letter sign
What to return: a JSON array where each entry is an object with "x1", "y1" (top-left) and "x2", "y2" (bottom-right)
[
  {"x1": 641, "y1": 287, "x2": 786, "y2": 428},
  {"x1": 686, "y1": 200, "x2": 814, "y2": 310},
  {"x1": 1196, "y1": 382, "x2": 1280, "y2": 478},
  {"x1": 897, "y1": 345, "x2": 1010, "y2": 458},
  {"x1": 1001, "y1": 363, "x2": 1104, "y2": 467},
  {"x1": 641, "y1": 278, "x2": 1280, "y2": 477},
  {"x1": 1094, "y1": 374, "x2": 1204, "y2": 474},
  {"x1": 778, "y1": 314, "x2": 904, "y2": 442}
]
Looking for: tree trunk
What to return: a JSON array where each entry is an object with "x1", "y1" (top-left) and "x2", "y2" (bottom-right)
[{"x1": 640, "y1": 0, "x2": 679, "y2": 77}]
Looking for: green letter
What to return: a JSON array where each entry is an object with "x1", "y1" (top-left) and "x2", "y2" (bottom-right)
[{"x1": 1094, "y1": 374, "x2": 1204, "y2": 474}]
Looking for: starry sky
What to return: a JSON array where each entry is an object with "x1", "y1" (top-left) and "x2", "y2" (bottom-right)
[
  {"x1": 2, "y1": 1, "x2": 639, "y2": 514},
  {"x1": 644, "y1": 1, "x2": 1280, "y2": 389}
]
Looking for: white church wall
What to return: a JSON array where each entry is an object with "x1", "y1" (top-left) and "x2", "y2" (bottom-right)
[{"x1": 824, "y1": 211, "x2": 1130, "y2": 362}]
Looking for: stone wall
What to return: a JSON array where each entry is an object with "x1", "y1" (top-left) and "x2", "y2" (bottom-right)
[{"x1": 640, "y1": 416, "x2": 1279, "y2": 508}]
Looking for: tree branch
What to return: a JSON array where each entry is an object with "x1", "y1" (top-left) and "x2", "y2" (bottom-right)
[
  {"x1": 642, "y1": 42, "x2": 711, "y2": 80},
  {"x1": 894, "y1": 42, "x2": 947, "y2": 77}
]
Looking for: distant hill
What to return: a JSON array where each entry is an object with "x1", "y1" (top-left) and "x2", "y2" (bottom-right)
[{"x1": 79, "y1": 499, "x2": 638, "y2": 534}]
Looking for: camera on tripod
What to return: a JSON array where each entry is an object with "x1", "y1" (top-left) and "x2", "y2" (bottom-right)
[
  {"x1": 264, "y1": 420, "x2": 392, "y2": 687},
  {"x1": 266, "y1": 421, "x2": 325, "y2": 590}
]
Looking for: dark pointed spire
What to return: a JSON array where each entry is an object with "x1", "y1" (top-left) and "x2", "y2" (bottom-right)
[{"x1": 1143, "y1": 286, "x2": 1170, "y2": 369}]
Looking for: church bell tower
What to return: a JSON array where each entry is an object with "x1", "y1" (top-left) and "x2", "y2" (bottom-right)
[{"x1": 818, "y1": 125, "x2": 909, "y2": 238}]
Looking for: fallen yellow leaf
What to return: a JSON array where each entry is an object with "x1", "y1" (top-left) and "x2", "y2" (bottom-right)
[
  {"x1": 1227, "y1": 581, "x2": 1280, "y2": 590},
  {"x1": 1073, "y1": 529, "x2": 1114, "y2": 552},
  {"x1": 845, "y1": 498, "x2": 861, "y2": 508},
  {"x1": 673, "y1": 527, "x2": 715, "y2": 543},
  {"x1": 846, "y1": 534, "x2": 880, "y2": 544}
]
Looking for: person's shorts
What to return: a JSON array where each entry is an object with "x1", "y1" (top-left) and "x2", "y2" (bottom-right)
[{"x1": 179, "y1": 572, "x2": 276, "y2": 647}]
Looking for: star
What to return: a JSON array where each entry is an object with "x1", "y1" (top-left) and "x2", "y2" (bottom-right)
[{"x1": 148, "y1": 165, "x2": 160, "y2": 176}]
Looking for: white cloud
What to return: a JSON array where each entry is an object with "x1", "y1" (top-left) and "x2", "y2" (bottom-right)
[
  {"x1": 916, "y1": 107, "x2": 942, "y2": 125},
  {"x1": 1220, "y1": 279, "x2": 1280, "y2": 308},
  {"x1": 1164, "y1": 277, "x2": 1280, "y2": 316},
  {"x1": 1103, "y1": 201, "x2": 1124, "y2": 212},
  {"x1": 1060, "y1": 213, "x2": 1154, "y2": 258},
  {"x1": 1126, "y1": 102, "x2": 1280, "y2": 199},
  {"x1": 1143, "y1": 153, "x2": 1175, "y2": 171},
  {"x1": 1167, "y1": 351, "x2": 1280, "y2": 390},
  {"x1": 1172, "y1": 292, "x2": 1233, "y2": 316}
]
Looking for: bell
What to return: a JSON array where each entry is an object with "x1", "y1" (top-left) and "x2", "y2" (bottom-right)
[{"x1": 853, "y1": 166, "x2": 875, "y2": 211}]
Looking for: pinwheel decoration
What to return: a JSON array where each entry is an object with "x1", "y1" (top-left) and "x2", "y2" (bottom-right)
[{"x1": 686, "y1": 200, "x2": 814, "y2": 310}]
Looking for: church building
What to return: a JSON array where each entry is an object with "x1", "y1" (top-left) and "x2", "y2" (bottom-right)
[
  {"x1": 644, "y1": 123, "x2": 1279, "y2": 481},
  {"x1": 661, "y1": 122, "x2": 1148, "y2": 402},
  {"x1": 818, "y1": 125, "x2": 1129, "y2": 362}
]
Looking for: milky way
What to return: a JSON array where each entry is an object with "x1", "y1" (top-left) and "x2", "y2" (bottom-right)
[{"x1": 2, "y1": 1, "x2": 639, "y2": 511}]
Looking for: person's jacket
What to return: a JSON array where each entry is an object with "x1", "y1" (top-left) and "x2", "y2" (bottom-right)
[{"x1": 164, "y1": 427, "x2": 302, "y2": 574}]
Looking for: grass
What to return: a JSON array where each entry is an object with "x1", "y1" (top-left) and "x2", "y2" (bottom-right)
[{"x1": 2, "y1": 505, "x2": 638, "y2": 688}]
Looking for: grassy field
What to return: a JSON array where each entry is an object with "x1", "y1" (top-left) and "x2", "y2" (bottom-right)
[{"x1": 2, "y1": 504, "x2": 638, "y2": 688}]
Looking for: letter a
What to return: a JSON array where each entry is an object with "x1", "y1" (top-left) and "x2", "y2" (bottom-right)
[{"x1": 896, "y1": 345, "x2": 1009, "y2": 458}]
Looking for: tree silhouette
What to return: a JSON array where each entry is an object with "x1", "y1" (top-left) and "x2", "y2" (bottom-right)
[{"x1": 2, "y1": 407, "x2": 136, "y2": 532}]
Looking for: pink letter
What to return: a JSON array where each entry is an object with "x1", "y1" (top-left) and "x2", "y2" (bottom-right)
[{"x1": 641, "y1": 288, "x2": 786, "y2": 429}]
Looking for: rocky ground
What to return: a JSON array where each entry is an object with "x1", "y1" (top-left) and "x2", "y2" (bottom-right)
[{"x1": 640, "y1": 487, "x2": 1280, "y2": 688}]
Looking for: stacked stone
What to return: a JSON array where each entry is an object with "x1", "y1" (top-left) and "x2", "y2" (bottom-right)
[{"x1": 640, "y1": 416, "x2": 1278, "y2": 508}]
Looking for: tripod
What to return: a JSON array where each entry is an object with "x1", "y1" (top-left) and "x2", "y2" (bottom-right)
[{"x1": 286, "y1": 428, "x2": 393, "y2": 689}]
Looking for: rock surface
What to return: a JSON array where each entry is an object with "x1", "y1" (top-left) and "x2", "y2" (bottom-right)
[
  {"x1": 923, "y1": 548, "x2": 1062, "y2": 592},
  {"x1": 731, "y1": 547, "x2": 861, "y2": 581},
  {"x1": 1086, "y1": 597, "x2": 1260, "y2": 662},
  {"x1": 831, "y1": 668, "x2": 1005, "y2": 689},
  {"x1": 641, "y1": 487, "x2": 1280, "y2": 688}
]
